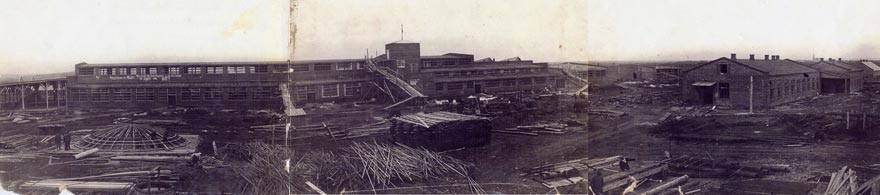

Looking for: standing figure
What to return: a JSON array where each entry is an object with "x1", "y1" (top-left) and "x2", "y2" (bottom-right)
[
  {"x1": 54, "y1": 131, "x2": 63, "y2": 150},
  {"x1": 62, "y1": 131, "x2": 72, "y2": 151},
  {"x1": 589, "y1": 170, "x2": 605, "y2": 195},
  {"x1": 619, "y1": 158, "x2": 630, "y2": 172}
]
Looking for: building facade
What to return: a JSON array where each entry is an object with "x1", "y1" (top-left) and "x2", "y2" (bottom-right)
[
  {"x1": 681, "y1": 54, "x2": 820, "y2": 109},
  {"x1": 809, "y1": 59, "x2": 864, "y2": 93}
]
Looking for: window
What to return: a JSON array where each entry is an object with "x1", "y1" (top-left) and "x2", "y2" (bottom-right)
[
  {"x1": 435, "y1": 83, "x2": 444, "y2": 91},
  {"x1": 485, "y1": 80, "x2": 501, "y2": 87},
  {"x1": 254, "y1": 66, "x2": 269, "y2": 73},
  {"x1": 158, "y1": 88, "x2": 177, "y2": 101},
  {"x1": 204, "y1": 88, "x2": 223, "y2": 100},
  {"x1": 92, "y1": 88, "x2": 110, "y2": 101},
  {"x1": 322, "y1": 84, "x2": 339, "y2": 97},
  {"x1": 78, "y1": 68, "x2": 94, "y2": 75},
  {"x1": 466, "y1": 81, "x2": 475, "y2": 89},
  {"x1": 146, "y1": 68, "x2": 157, "y2": 75},
  {"x1": 113, "y1": 88, "x2": 133, "y2": 101},
  {"x1": 186, "y1": 67, "x2": 202, "y2": 74},
  {"x1": 228, "y1": 88, "x2": 248, "y2": 100},
  {"x1": 355, "y1": 62, "x2": 364, "y2": 70},
  {"x1": 292, "y1": 65, "x2": 309, "y2": 72},
  {"x1": 518, "y1": 78, "x2": 533, "y2": 85},
  {"x1": 181, "y1": 88, "x2": 201, "y2": 101},
  {"x1": 502, "y1": 79, "x2": 516, "y2": 86},
  {"x1": 803, "y1": 73, "x2": 809, "y2": 77},
  {"x1": 227, "y1": 66, "x2": 246, "y2": 74},
  {"x1": 531, "y1": 68, "x2": 540, "y2": 73},
  {"x1": 207, "y1": 66, "x2": 223, "y2": 74},
  {"x1": 344, "y1": 83, "x2": 362, "y2": 96},
  {"x1": 336, "y1": 63, "x2": 353, "y2": 71},
  {"x1": 314, "y1": 64, "x2": 333, "y2": 71},
  {"x1": 447, "y1": 82, "x2": 464, "y2": 90},
  {"x1": 719, "y1": 64, "x2": 728, "y2": 74},
  {"x1": 719, "y1": 83, "x2": 730, "y2": 98},
  {"x1": 294, "y1": 85, "x2": 317, "y2": 101},
  {"x1": 169, "y1": 67, "x2": 180, "y2": 75},
  {"x1": 535, "y1": 77, "x2": 548, "y2": 84},
  {"x1": 253, "y1": 87, "x2": 273, "y2": 99},
  {"x1": 396, "y1": 60, "x2": 405, "y2": 69},
  {"x1": 485, "y1": 70, "x2": 499, "y2": 75},
  {"x1": 135, "y1": 88, "x2": 155, "y2": 101},
  {"x1": 98, "y1": 68, "x2": 109, "y2": 75}
]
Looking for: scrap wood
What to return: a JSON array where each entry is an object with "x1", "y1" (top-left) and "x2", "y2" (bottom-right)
[
  {"x1": 46, "y1": 170, "x2": 170, "y2": 181},
  {"x1": 635, "y1": 175, "x2": 688, "y2": 195},
  {"x1": 524, "y1": 156, "x2": 623, "y2": 176},
  {"x1": 110, "y1": 156, "x2": 190, "y2": 162},
  {"x1": 492, "y1": 130, "x2": 538, "y2": 136},
  {"x1": 602, "y1": 164, "x2": 668, "y2": 192},
  {"x1": 19, "y1": 180, "x2": 133, "y2": 191},
  {"x1": 74, "y1": 148, "x2": 100, "y2": 159},
  {"x1": 825, "y1": 166, "x2": 858, "y2": 195},
  {"x1": 854, "y1": 173, "x2": 880, "y2": 194}
]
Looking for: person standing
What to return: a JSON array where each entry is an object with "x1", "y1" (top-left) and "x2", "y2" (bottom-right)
[
  {"x1": 619, "y1": 158, "x2": 630, "y2": 172},
  {"x1": 62, "y1": 131, "x2": 72, "y2": 151},
  {"x1": 54, "y1": 131, "x2": 63, "y2": 150}
]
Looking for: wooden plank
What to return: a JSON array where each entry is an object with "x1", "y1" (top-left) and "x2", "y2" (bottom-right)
[
  {"x1": 637, "y1": 175, "x2": 688, "y2": 195},
  {"x1": 603, "y1": 164, "x2": 668, "y2": 192},
  {"x1": 491, "y1": 130, "x2": 538, "y2": 136},
  {"x1": 74, "y1": 148, "x2": 100, "y2": 159}
]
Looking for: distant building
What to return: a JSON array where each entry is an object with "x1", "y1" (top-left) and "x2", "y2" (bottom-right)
[
  {"x1": 808, "y1": 58, "x2": 864, "y2": 93},
  {"x1": 547, "y1": 62, "x2": 611, "y2": 87},
  {"x1": 849, "y1": 60, "x2": 880, "y2": 82},
  {"x1": 654, "y1": 66, "x2": 681, "y2": 84},
  {"x1": 681, "y1": 54, "x2": 819, "y2": 108}
]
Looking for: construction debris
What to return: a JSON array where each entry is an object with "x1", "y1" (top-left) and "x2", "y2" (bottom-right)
[{"x1": 391, "y1": 112, "x2": 491, "y2": 150}]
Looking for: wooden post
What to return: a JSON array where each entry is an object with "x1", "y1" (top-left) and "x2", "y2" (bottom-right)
[
  {"x1": 847, "y1": 112, "x2": 851, "y2": 130},
  {"x1": 749, "y1": 76, "x2": 754, "y2": 113},
  {"x1": 45, "y1": 84, "x2": 49, "y2": 109},
  {"x1": 21, "y1": 83, "x2": 26, "y2": 110}
]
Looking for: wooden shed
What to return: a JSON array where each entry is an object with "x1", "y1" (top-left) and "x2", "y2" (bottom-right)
[{"x1": 390, "y1": 111, "x2": 491, "y2": 150}]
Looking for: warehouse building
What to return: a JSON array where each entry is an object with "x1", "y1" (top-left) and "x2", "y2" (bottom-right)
[
  {"x1": 808, "y1": 58, "x2": 864, "y2": 93},
  {"x1": 681, "y1": 54, "x2": 819, "y2": 109}
]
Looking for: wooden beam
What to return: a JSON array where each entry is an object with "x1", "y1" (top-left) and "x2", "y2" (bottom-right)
[{"x1": 602, "y1": 164, "x2": 668, "y2": 192}]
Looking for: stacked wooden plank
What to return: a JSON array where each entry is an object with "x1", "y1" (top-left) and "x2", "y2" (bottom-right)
[
  {"x1": 668, "y1": 156, "x2": 788, "y2": 178},
  {"x1": 522, "y1": 156, "x2": 623, "y2": 188},
  {"x1": 588, "y1": 109, "x2": 627, "y2": 118},
  {"x1": 19, "y1": 180, "x2": 133, "y2": 191},
  {"x1": 393, "y1": 112, "x2": 489, "y2": 128},
  {"x1": 495, "y1": 122, "x2": 568, "y2": 136},
  {"x1": 825, "y1": 166, "x2": 858, "y2": 195},
  {"x1": 391, "y1": 112, "x2": 492, "y2": 150}
]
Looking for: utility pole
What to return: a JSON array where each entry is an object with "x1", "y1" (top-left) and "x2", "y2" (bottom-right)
[
  {"x1": 749, "y1": 76, "x2": 753, "y2": 113},
  {"x1": 20, "y1": 77, "x2": 25, "y2": 110}
]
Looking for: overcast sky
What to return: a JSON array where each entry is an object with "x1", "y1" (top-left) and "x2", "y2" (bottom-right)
[
  {"x1": 3, "y1": 0, "x2": 879, "y2": 74},
  {"x1": 0, "y1": 0, "x2": 289, "y2": 75},
  {"x1": 587, "y1": 0, "x2": 880, "y2": 61}
]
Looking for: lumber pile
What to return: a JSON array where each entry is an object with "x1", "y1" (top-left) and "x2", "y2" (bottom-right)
[
  {"x1": 633, "y1": 175, "x2": 689, "y2": 195},
  {"x1": 825, "y1": 166, "x2": 858, "y2": 195},
  {"x1": 227, "y1": 142, "x2": 476, "y2": 194},
  {"x1": 334, "y1": 121, "x2": 390, "y2": 140},
  {"x1": 522, "y1": 156, "x2": 624, "y2": 188},
  {"x1": 588, "y1": 109, "x2": 627, "y2": 118},
  {"x1": 493, "y1": 121, "x2": 572, "y2": 136},
  {"x1": 19, "y1": 180, "x2": 133, "y2": 191},
  {"x1": 668, "y1": 156, "x2": 788, "y2": 178}
]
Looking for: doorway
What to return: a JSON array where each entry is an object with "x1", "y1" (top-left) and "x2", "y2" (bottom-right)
[
  {"x1": 167, "y1": 96, "x2": 177, "y2": 106},
  {"x1": 696, "y1": 86, "x2": 714, "y2": 105},
  {"x1": 474, "y1": 84, "x2": 482, "y2": 94}
]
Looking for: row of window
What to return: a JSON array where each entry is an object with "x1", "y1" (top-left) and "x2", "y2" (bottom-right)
[
  {"x1": 578, "y1": 70, "x2": 607, "y2": 78},
  {"x1": 69, "y1": 87, "x2": 278, "y2": 102},
  {"x1": 433, "y1": 68, "x2": 544, "y2": 78},
  {"x1": 79, "y1": 66, "x2": 270, "y2": 76},
  {"x1": 291, "y1": 62, "x2": 366, "y2": 72},
  {"x1": 435, "y1": 77, "x2": 551, "y2": 91},
  {"x1": 769, "y1": 78, "x2": 818, "y2": 99},
  {"x1": 422, "y1": 59, "x2": 472, "y2": 67},
  {"x1": 293, "y1": 82, "x2": 363, "y2": 100}
]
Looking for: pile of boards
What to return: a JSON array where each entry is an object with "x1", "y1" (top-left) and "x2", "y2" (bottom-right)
[
  {"x1": 523, "y1": 156, "x2": 670, "y2": 193},
  {"x1": 667, "y1": 155, "x2": 789, "y2": 178},
  {"x1": 823, "y1": 166, "x2": 880, "y2": 195},
  {"x1": 493, "y1": 120, "x2": 584, "y2": 136}
]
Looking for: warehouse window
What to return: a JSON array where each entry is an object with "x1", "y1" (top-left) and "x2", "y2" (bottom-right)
[
  {"x1": 135, "y1": 88, "x2": 155, "y2": 101},
  {"x1": 719, "y1": 64, "x2": 728, "y2": 74},
  {"x1": 447, "y1": 82, "x2": 464, "y2": 90},
  {"x1": 336, "y1": 63, "x2": 353, "y2": 71},
  {"x1": 227, "y1": 88, "x2": 248, "y2": 100},
  {"x1": 502, "y1": 79, "x2": 516, "y2": 86},
  {"x1": 98, "y1": 68, "x2": 109, "y2": 75},
  {"x1": 485, "y1": 80, "x2": 501, "y2": 88},
  {"x1": 186, "y1": 67, "x2": 202, "y2": 74},
  {"x1": 292, "y1": 65, "x2": 309, "y2": 72},
  {"x1": 92, "y1": 88, "x2": 110, "y2": 101},
  {"x1": 181, "y1": 88, "x2": 201, "y2": 101},
  {"x1": 518, "y1": 78, "x2": 533, "y2": 85},
  {"x1": 147, "y1": 68, "x2": 157, "y2": 75},
  {"x1": 719, "y1": 83, "x2": 730, "y2": 98},
  {"x1": 344, "y1": 83, "x2": 362, "y2": 96},
  {"x1": 294, "y1": 86, "x2": 316, "y2": 101},
  {"x1": 169, "y1": 67, "x2": 180, "y2": 75},
  {"x1": 396, "y1": 60, "x2": 405, "y2": 69},
  {"x1": 254, "y1": 65, "x2": 268, "y2": 73},
  {"x1": 314, "y1": 64, "x2": 333, "y2": 71},
  {"x1": 78, "y1": 68, "x2": 94, "y2": 75},
  {"x1": 113, "y1": 88, "x2": 133, "y2": 101},
  {"x1": 356, "y1": 62, "x2": 364, "y2": 70},
  {"x1": 204, "y1": 88, "x2": 223, "y2": 100},
  {"x1": 322, "y1": 84, "x2": 339, "y2": 97},
  {"x1": 435, "y1": 83, "x2": 444, "y2": 91},
  {"x1": 535, "y1": 77, "x2": 548, "y2": 84},
  {"x1": 207, "y1": 66, "x2": 222, "y2": 74},
  {"x1": 252, "y1": 87, "x2": 273, "y2": 99},
  {"x1": 227, "y1": 66, "x2": 246, "y2": 74}
]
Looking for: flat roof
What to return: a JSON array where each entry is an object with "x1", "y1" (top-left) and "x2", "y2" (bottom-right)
[{"x1": 76, "y1": 59, "x2": 367, "y2": 68}]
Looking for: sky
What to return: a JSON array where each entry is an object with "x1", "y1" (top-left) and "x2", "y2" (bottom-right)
[
  {"x1": 3, "y1": 0, "x2": 880, "y2": 74},
  {"x1": 587, "y1": 0, "x2": 880, "y2": 61},
  {"x1": 291, "y1": 0, "x2": 589, "y2": 63},
  {"x1": 0, "y1": 0, "x2": 289, "y2": 75}
]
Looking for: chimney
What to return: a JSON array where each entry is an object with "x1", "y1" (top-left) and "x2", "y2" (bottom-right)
[
  {"x1": 749, "y1": 54, "x2": 755, "y2": 60},
  {"x1": 731, "y1": 53, "x2": 737, "y2": 60},
  {"x1": 839, "y1": 58, "x2": 842, "y2": 61},
  {"x1": 764, "y1": 55, "x2": 769, "y2": 60},
  {"x1": 829, "y1": 57, "x2": 834, "y2": 62},
  {"x1": 820, "y1": 58, "x2": 824, "y2": 61}
]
